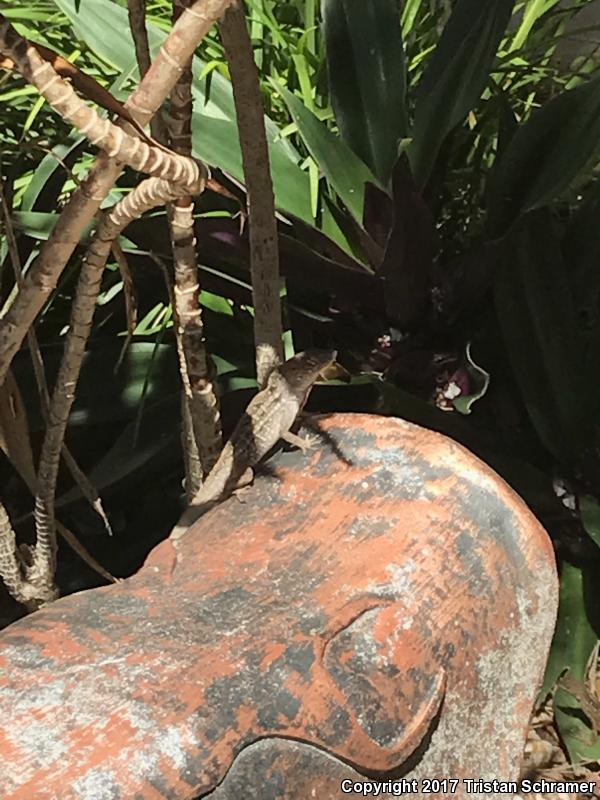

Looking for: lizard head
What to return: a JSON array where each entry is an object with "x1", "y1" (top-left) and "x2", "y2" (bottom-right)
[{"x1": 276, "y1": 348, "x2": 338, "y2": 396}]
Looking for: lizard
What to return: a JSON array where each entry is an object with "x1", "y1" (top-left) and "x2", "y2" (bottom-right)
[{"x1": 170, "y1": 348, "x2": 337, "y2": 541}]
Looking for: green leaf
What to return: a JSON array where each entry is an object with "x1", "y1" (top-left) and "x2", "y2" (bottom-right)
[
  {"x1": 580, "y1": 496, "x2": 600, "y2": 551},
  {"x1": 452, "y1": 343, "x2": 490, "y2": 415},
  {"x1": 12, "y1": 341, "x2": 180, "y2": 434},
  {"x1": 134, "y1": 304, "x2": 172, "y2": 336},
  {"x1": 509, "y1": 0, "x2": 560, "y2": 52},
  {"x1": 401, "y1": 0, "x2": 425, "y2": 36},
  {"x1": 20, "y1": 134, "x2": 86, "y2": 213},
  {"x1": 187, "y1": 114, "x2": 312, "y2": 223},
  {"x1": 543, "y1": 564, "x2": 597, "y2": 694},
  {"x1": 555, "y1": 681, "x2": 600, "y2": 762},
  {"x1": 563, "y1": 177, "x2": 600, "y2": 314},
  {"x1": 274, "y1": 83, "x2": 382, "y2": 223},
  {"x1": 409, "y1": 0, "x2": 515, "y2": 186},
  {"x1": 543, "y1": 563, "x2": 600, "y2": 762},
  {"x1": 12, "y1": 211, "x2": 135, "y2": 252},
  {"x1": 321, "y1": 0, "x2": 408, "y2": 184},
  {"x1": 494, "y1": 211, "x2": 588, "y2": 468},
  {"x1": 57, "y1": 395, "x2": 179, "y2": 504},
  {"x1": 488, "y1": 77, "x2": 600, "y2": 236},
  {"x1": 200, "y1": 291, "x2": 234, "y2": 317},
  {"x1": 51, "y1": 0, "x2": 314, "y2": 224},
  {"x1": 13, "y1": 211, "x2": 65, "y2": 240}
]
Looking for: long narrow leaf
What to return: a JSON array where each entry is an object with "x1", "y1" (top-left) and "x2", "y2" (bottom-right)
[
  {"x1": 509, "y1": 0, "x2": 560, "y2": 51},
  {"x1": 321, "y1": 0, "x2": 407, "y2": 184},
  {"x1": 494, "y1": 211, "x2": 588, "y2": 468},
  {"x1": 410, "y1": 0, "x2": 515, "y2": 186},
  {"x1": 488, "y1": 77, "x2": 600, "y2": 235},
  {"x1": 543, "y1": 563, "x2": 600, "y2": 762},
  {"x1": 401, "y1": 0, "x2": 425, "y2": 36},
  {"x1": 274, "y1": 83, "x2": 382, "y2": 224}
]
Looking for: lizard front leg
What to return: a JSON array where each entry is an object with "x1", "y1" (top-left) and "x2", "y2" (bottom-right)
[{"x1": 281, "y1": 430, "x2": 320, "y2": 452}]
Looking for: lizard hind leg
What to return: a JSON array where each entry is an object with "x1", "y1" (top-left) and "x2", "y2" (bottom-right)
[{"x1": 231, "y1": 468, "x2": 255, "y2": 503}]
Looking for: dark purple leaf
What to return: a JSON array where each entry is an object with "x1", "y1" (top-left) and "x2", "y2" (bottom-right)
[{"x1": 378, "y1": 158, "x2": 437, "y2": 326}]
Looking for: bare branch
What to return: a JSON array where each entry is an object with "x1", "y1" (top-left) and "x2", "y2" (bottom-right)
[
  {"x1": 219, "y1": 0, "x2": 283, "y2": 387},
  {"x1": 0, "y1": 0, "x2": 235, "y2": 387},
  {"x1": 126, "y1": 0, "x2": 171, "y2": 145},
  {"x1": 127, "y1": 0, "x2": 152, "y2": 77},
  {"x1": 165, "y1": 0, "x2": 223, "y2": 493},
  {"x1": 34, "y1": 177, "x2": 203, "y2": 587}
]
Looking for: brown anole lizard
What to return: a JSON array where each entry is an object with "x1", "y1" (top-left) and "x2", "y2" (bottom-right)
[{"x1": 170, "y1": 348, "x2": 337, "y2": 541}]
